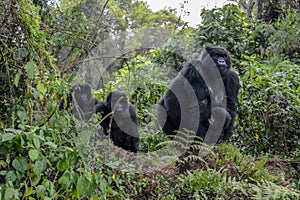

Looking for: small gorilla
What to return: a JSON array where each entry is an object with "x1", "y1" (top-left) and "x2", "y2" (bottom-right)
[
  {"x1": 96, "y1": 91, "x2": 140, "y2": 153},
  {"x1": 157, "y1": 45, "x2": 240, "y2": 143},
  {"x1": 59, "y1": 83, "x2": 100, "y2": 121}
]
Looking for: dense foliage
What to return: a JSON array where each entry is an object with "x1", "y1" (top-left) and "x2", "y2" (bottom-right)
[
  {"x1": 0, "y1": 0, "x2": 299, "y2": 199},
  {"x1": 236, "y1": 57, "x2": 300, "y2": 156}
]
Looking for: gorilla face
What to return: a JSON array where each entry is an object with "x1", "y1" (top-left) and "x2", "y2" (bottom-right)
[
  {"x1": 72, "y1": 84, "x2": 94, "y2": 111},
  {"x1": 106, "y1": 91, "x2": 129, "y2": 114},
  {"x1": 74, "y1": 84, "x2": 92, "y2": 103},
  {"x1": 206, "y1": 45, "x2": 232, "y2": 77}
]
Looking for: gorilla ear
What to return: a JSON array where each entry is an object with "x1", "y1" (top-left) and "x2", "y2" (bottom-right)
[{"x1": 226, "y1": 53, "x2": 232, "y2": 69}]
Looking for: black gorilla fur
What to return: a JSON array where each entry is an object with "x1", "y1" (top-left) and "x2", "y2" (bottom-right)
[
  {"x1": 59, "y1": 83, "x2": 100, "y2": 121},
  {"x1": 96, "y1": 91, "x2": 140, "y2": 153},
  {"x1": 157, "y1": 45, "x2": 240, "y2": 142}
]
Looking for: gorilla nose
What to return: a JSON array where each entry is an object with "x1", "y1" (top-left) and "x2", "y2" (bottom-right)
[{"x1": 217, "y1": 57, "x2": 226, "y2": 65}]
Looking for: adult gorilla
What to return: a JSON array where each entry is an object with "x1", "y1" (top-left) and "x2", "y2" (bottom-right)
[
  {"x1": 157, "y1": 45, "x2": 240, "y2": 144},
  {"x1": 96, "y1": 91, "x2": 140, "y2": 153},
  {"x1": 59, "y1": 83, "x2": 100, "y2": 121}
]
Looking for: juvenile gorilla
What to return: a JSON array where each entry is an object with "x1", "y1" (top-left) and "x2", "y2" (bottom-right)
[
  {"x1": 157, "y1": 45, "x2": 240, "y2": 143},
  {"x1": 96, "y1": 91, "x2": 140, "y2": 153},
  {"x1": 59, "y1": 83, "x2": 99, "y2": 121}
]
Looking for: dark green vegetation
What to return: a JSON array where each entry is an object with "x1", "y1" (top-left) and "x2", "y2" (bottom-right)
[{"x1": 0, "y1": 0, "x2": 299, "y2": 199}]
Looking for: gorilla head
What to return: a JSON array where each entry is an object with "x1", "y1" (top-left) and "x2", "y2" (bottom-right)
[
  {"x1": 106, "y1": 91, "x2": 130, "y2": 118},
  {"x1": 73, "y1": 84, "x2": 93, "y2": 107},
  {"x1": 200, "y1": 45, "x2": 232, "y2": 77},
  {"x1": 59, "y1": 83, "x2": 99, "y2": 120}
]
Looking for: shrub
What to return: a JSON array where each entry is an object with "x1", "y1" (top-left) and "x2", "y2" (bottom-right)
[
  {"x1": 234, "y1": 56, "x2": 300, "y2": 156},
  {"x1": 193, "y1": 4, "x2": 254, "y2": 72}
]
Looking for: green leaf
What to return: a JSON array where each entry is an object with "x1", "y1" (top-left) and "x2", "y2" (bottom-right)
[
  {"x1": 44, "y1": 142, "x2": 57, "y2": 148},
  {"x1": 0, "y1": 145, "x2": 9, "y2": 154},
  {"x1": 58, "y1": 176, "x2": 71, "y2": 189},
  {"x1": 36, "y1": 82, "x2": 46, "y2": 98},
  {"x1": 254, "y1": 155, "x2": 268, "y2": 170},
  {"x1": 15, "y1": 169, "x2": 24, "y2": 180},
  {"x1": 29, "y1": 149, "x2": 39, "y2": 161},
  {"x1": 69, "y1": 172, "x2": 79, "y2": 184},
  {"x1": 90, "y1": 195, "x2": 101, "y2": 200},
  {"x1": 24, "y1": 187, "x2": 34, "y2": 197},
  {"x1": 31, "y1": 174, "x2": 41, "y2": 185},
  {"x1": 12, "y1": 156, "x2": 28, "y2": 173},
  {"x1": 77, "y1": 177, "x2": 95, "y2": 196},
  {"x1": 36, "y1": 185, "x2": 46, "y2": 198},
  {"x1": 17, "y1": 109, "x2": 27, "y2": 121},
  {"x1": 57, "y1": 159, "x2": 69, "y2": 172},
  {"x1": 34, "y1": 158, "x2": 47, "y2": 174},
  {"x1": 5, "y1": 171, "x2": 17, "y2": 182},
  {"x1": 99, "y1": 179, "x2": 108, "y2": 195},
  {"x1": 17, "y1": 48, "x2": 29, "y2": 58},
  {"x1": 4, "y1": 187, "x2": 18, "y2": 200},
  {"x1": 25, "y1": 93, "x2": 34, "y2": 99},
  {"x1": 25, "y1": 61, "x2": 36, "y2": 78},
  {"x1": 1, "y1": 133, "x2": 15, "y2": 142},
  {"x1": 33, "y1": 137, "x2": 40, "y2": 149},
  {"x1": 14, "y1": 72, "x2": 21, "y2": 87},
  {"x1": 5, "y1": 128, "x2": 22, "y2": 134}
]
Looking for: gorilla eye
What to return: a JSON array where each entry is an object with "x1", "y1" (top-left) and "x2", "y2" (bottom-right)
[{"x1": 212, "y1": 55, "x2": 219, "y2": 60}]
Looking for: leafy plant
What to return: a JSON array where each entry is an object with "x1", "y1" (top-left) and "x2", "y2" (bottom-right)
[
  {"x1": 234, "y1": 57, "x2": 300, "y2": 156},
  {"x1": 268, "y1": 11, "x2": 300, "y2": 60},
  {"x1": 193, "y1": 4, "x2": 255, "y2": 72}
]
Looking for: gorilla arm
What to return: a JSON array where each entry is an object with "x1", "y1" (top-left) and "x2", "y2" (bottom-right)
[{"x1": 223, "y1": 70, "x2": 240, "y2": 140}]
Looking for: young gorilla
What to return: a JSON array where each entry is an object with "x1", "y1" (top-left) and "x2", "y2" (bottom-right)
[
  {"x1": 59, "y1": 83, "x2": 100, "y2": 121},
  {"x1": 96, "y1": 91, "x2": 140, "y2": 153},
  {"x1": 157, "y1": 45, "x2": 240, "y2": 143}
]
